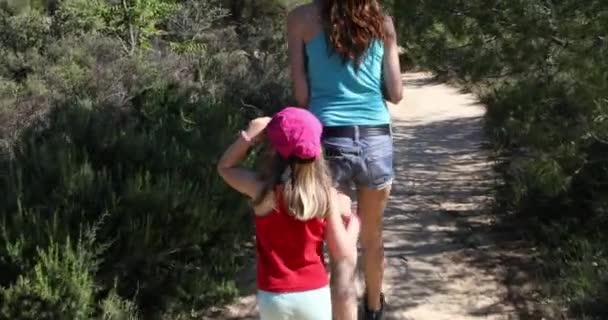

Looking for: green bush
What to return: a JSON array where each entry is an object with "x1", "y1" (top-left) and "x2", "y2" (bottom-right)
[
  {"x1": 0, "y1": 83, "x2": 252, "y2": 315},
  {"x1": 0, "y1": 0, "x2": 291, "y2": 318},
  {"x1": 392, "y1": 0, "x2": 608, "y2": 317},
  {"x1": 1, "y1": 231, "x2": 99, "y2": 320},
  {"x1": 101, "y1": 288, "x2": 140, "y2": 320},
  {"x1": 0, "y1": 225, "x2": 139, "y2": 320}
]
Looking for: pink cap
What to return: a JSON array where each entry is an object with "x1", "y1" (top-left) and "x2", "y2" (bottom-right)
[{"x1": 266, "y1": 107, "x2": 323, "y2": 160}]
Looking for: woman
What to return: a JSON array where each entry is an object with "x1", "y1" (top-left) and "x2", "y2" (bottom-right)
[{"x1": 287, "y1": 0, "x2": 403, "y2": 319}]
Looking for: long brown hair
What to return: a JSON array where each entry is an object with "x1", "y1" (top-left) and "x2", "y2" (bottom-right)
[
  {"x1": 320, "y1": 0, "x2": 387, "y2": 65},
  {"x1": 254, "y1": 150, "x2": 333, "y2": 221}
]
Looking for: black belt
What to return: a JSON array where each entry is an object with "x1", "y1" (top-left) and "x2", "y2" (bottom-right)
[{"x1": 322, "y1": 124, "x2": 391, "y2": 139}]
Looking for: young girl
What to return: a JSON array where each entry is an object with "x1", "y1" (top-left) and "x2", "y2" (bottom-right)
[{"x1": 217, "y1": 107, "x2": 360, "y2": 320}]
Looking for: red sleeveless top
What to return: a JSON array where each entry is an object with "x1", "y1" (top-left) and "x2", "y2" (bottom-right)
[{"x1": 254, "y1": 189, "x2": 328, "y2": 292}]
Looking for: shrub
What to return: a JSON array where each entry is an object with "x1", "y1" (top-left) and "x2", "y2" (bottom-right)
[
  {"x1": 391, "y1": 0, "x2": 608, "y2": 317},
  {"x1": 0, "y1": 84, "x2": 251, "y2": 315},
  {"x1": 0, "y1": 232, "x2": 99, "y2": 320},
  {"x1": 0, "y1": 0, "x2": 291, "y2": 317},
  {"x1": 100, "y1": 286, "x2": 140, "y2": 320}
]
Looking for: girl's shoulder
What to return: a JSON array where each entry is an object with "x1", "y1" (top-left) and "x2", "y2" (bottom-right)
[
  {"x1": 252, "y1": 189, "x2": 276, "y2": 217},
  {"x1": 251, "y1": 185, "x2": 287, "y2": 218}
]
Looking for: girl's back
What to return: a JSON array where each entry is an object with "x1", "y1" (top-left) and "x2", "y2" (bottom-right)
[{"x1": 255, "y1": 188, "x2": 328, "y2": 292}]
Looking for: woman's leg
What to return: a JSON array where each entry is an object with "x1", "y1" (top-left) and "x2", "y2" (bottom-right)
[
  {"x1": 323, "y1": 130, "x2": 393, "y2": 317},
  {"x1": 358, "y1": 185, "x2": 391, "y2": 311},
  {"x1": 322, "y1": 136, "x2": 360, "y2": 318},
  {"x1": 356, "y1": 133, "x2": 394, "y2": 316}
]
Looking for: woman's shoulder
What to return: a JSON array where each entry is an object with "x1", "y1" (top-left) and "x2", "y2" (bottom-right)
[
  {"x1": 287, "y1": 3, "x2": 323, "y2": 43},
  {"x1": 288, "y1": 2, "x2": 319, "y2": 27},
  {"x1": 289, "y1": 2, "x2": 316, "y2": 17}
]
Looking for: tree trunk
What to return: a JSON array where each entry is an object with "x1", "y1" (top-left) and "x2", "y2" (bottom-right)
[
  {"x1": 122, "y1": 0, "x2": 137, "y2": 55},
  {"x1": 44, "y1": 0, "x2": 58, "y2": 14},
  {"x1": 229, "y1": 0, "x2": 244, "y2": 22}
]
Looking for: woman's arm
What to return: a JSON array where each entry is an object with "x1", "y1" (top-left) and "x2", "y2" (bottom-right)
[
  {"x1": 217, "y1": 117, "x2": 270, "y2": 199},
  {"x1": 382, "y1": 16, "x2": 403, "y2": 104},
  {"x1": 287, "y1": 9, "x2": 310, "y2": 107}
]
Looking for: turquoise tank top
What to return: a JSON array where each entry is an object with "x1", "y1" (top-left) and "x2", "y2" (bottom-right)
[{"x1": 305, "y1": 33, "x2": 389, "y2": 127}]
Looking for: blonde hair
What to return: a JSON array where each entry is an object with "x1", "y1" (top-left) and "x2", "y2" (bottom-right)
[{"x1": 254, "y1": 151, "x2": 333, "y2": 221}]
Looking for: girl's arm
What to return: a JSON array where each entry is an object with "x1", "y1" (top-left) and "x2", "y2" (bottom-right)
[
  {"x1": 325, "y1": 190, "x2": 360, "y2": 320},
  {"x1": 382, "y1": 16, "x2": 403, "y2": 104},
  {"x1": 287, "y1": 8, "x2": 310, "y2": 107},
  {"x1": 325, "y1": 191, "x2": 359, "y2": 261},
  {"x1": 217, "y1": 117, "x2": 270, "y2": 199}
]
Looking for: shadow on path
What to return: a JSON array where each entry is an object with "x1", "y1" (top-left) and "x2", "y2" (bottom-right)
[{"x1": 382, "y1": 114, "x2": 541, "y2": 319}]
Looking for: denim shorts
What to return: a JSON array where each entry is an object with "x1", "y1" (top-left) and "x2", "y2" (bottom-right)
[
  {"x1": 323, "y1": 131, "x2": 394, "y2": 191},
  {"x1": 257, "y1": 286, "x2": 331, "y2": 320}
]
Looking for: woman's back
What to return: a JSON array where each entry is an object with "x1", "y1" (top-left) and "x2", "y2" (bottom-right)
[
  {"x1": 306, "y1": 33, "x2": 387, "y2": 126},
  {"x1": 289, "y1": 2, "x2": 396, "y2": 126}
]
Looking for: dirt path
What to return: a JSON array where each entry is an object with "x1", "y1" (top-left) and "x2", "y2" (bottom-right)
[
  {"x1": 206, "y1": 72, "x2": 530, "y2": 319},
  {"x1": 380, "y1": 72, "x2": 520, "y2": 319}
]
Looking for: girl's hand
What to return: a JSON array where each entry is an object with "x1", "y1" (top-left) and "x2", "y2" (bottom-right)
[
  {"x1": 341, "y1": 213, "x2": 360, "y2": 231},
  {"x1": 244, "y1": 117, "x2": 272, "y2": 144},
  {"x1": 342, "y1": 213, "x2": 360, "y2": 259}
]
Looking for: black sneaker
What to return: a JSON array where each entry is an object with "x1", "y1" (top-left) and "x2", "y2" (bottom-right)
[{"x1": 363, "y1": 292, "x2": 385, "y2": 320}]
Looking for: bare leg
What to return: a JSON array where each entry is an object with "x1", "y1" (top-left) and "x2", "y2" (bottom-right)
[
  {"x1": 358, "y1": 185, "x2": 391, "y2": 310},
  {"x1": 330, "y1": 195, "x2": 360, "y2": 320},
  {"x1": 330, "y1": 259, "x2": 357, "y2": 320}
]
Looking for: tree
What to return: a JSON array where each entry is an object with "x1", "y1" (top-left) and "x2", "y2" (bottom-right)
[{"x1": 106, "y1": 0, "x2": 179, "y2": 54}]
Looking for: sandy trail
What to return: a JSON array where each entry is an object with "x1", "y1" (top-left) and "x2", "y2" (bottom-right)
[
  {"x1": 380, "y1": 72, "x2": 519, "y2": 320},
  {"x1": 206, "y1": 72, "x2": 528, "y2": 320}
]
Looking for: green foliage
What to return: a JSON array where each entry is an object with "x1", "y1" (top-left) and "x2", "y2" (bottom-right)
[
  {"x1": 0, "y1": 71, "x2": 251, "y2": 316},
  {"x1": 54, "y1": 0, "x2": 108, "y2": 35},
  {"x1": 1, "y1": 0, "x2": 47, "y2": 12},
  {"x1": 105, "y1": 0, "x2": 179, "y2": 53},
  {"x1": 0, "y1": 0, "x2": 291, "y2": 318},
  {"x1": 392, "y1": 0, "x2": 608, "y2": 318},
  {"x1": 101, "y1": 288, "x2": 140, "y2": 320},
  {"x1": 0, "y1": 5, "x2": 51, "y2": 52},
  {"x1": 0, "y1": 223, "x2": 140, "y2": 319},
  {"x1": 0, "y1": 231, "x2": 100, "y2": 320}
]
